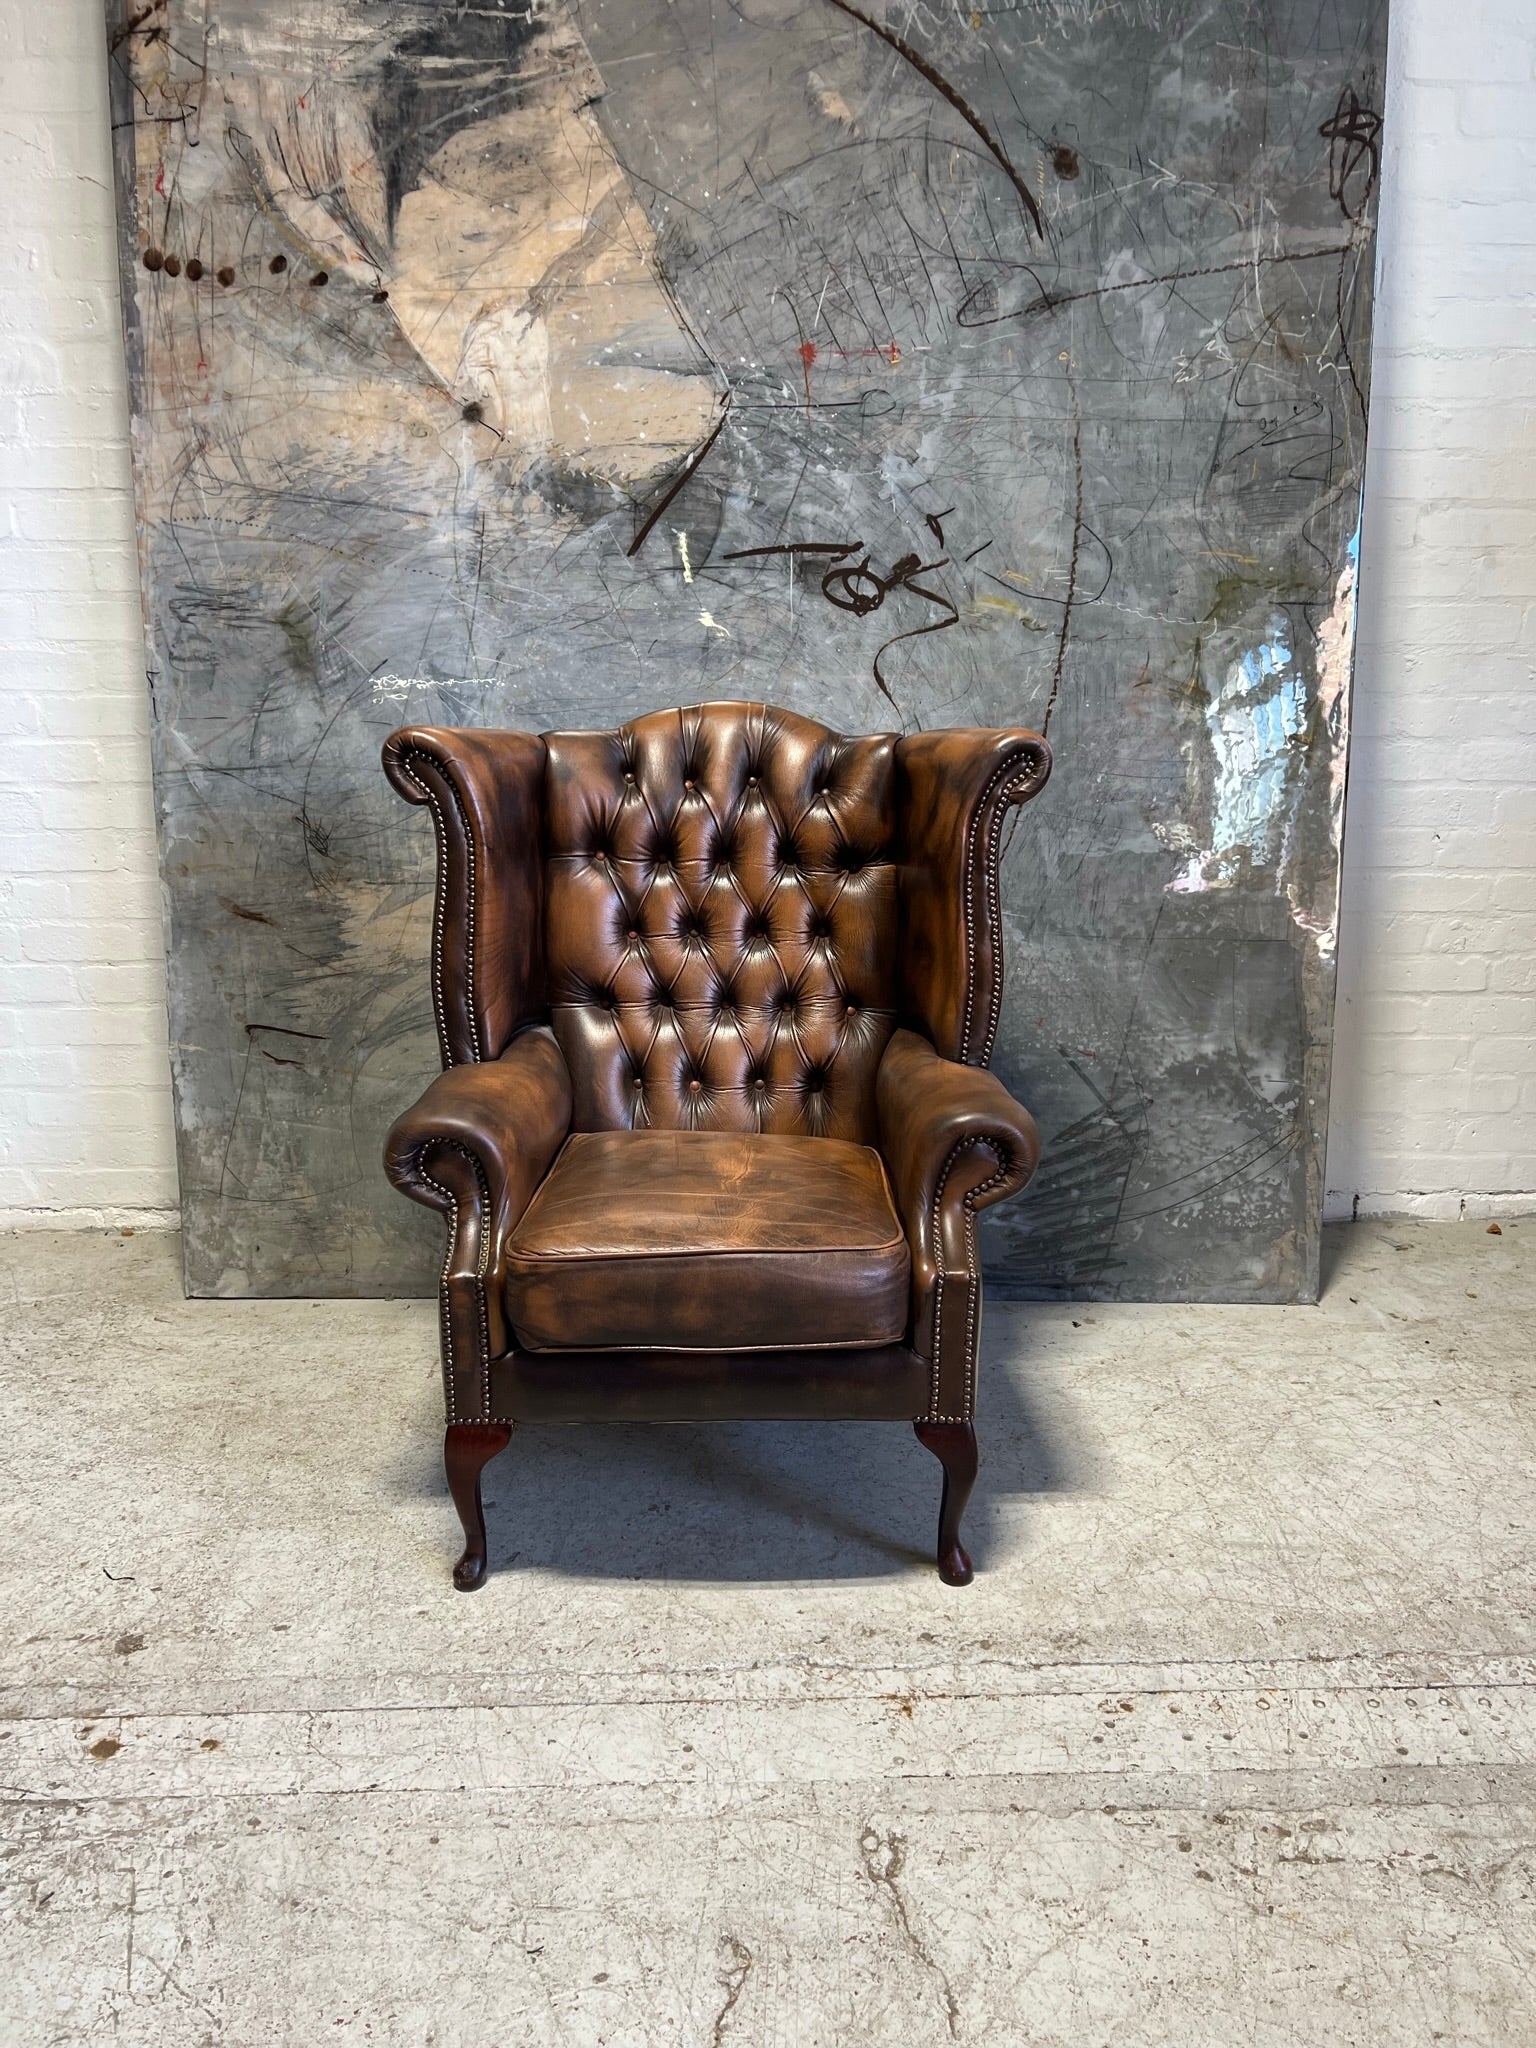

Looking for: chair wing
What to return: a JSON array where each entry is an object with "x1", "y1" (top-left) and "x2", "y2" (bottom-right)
[
  {"x1": 383, "y1": 726, "x2": 548, "y2": 1067},
  {"x1": 895, "y1": 728, "x2": 1051, "y2": 1064}
]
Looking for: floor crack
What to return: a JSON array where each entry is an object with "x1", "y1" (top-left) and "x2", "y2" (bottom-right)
[
  {"x1": 710, "y1": 1933, "x2": 753, "y2": 2046},
  {"x1": 860, "y1": 1825, "x2": 960, "y2": 2038}
]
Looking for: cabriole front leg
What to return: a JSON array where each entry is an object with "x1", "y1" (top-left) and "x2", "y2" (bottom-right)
[
  {"x1": 444, "y1": 1422, "x2": 513, "y2": 1590},
  {"x1": 913, "y1": 1420, "x2": 978, "y2": 1586}
]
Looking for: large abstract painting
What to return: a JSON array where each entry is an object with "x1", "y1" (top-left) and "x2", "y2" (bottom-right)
[{"x1": 107, "y1": 0, "x2": 1387, "y2": 1300}]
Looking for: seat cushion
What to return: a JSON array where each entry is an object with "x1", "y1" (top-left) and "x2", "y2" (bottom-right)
[{"x1": 504, "y1": 1130, "x2": 910, "y2": 1352}]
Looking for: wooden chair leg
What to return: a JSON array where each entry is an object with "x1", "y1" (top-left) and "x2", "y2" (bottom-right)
[
  {"x1": 444, "y1": 1422, "x2": 513, "y2": 1592},
  {"x1": 913, "y1": 1421, "x2": 979, "y2": 1586}
]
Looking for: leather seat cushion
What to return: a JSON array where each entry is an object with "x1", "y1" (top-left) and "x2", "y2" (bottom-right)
[{"x1": 504, "y1": 1130, "x2": 911, "y2": 1352}]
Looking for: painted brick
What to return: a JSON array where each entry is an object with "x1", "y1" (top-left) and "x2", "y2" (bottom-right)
[
  {"x1": 1323, "y1": 4, "x2": 1536, "y2": 1225},
  {"x1": 0, "y1": 0, "x2": 176, "y2": 1231}
]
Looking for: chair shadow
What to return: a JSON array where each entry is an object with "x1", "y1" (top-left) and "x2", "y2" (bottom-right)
[{"x1": 389, "y1": 1315, "x2": 1082, "y2": 1583}]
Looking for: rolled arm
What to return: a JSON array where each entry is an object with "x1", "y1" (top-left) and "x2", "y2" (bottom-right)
[
  {"x1": 385, "y1": 1026, "x2": 572, "y2": 1417},
  {"x1": 877, "y1": 1028, "x2": 1040, "y2": 1422}
]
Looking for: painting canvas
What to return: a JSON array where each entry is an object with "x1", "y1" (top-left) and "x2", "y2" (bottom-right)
[{"x1": 106, "y1": 0, "x2": 1387, "y2": 1300}]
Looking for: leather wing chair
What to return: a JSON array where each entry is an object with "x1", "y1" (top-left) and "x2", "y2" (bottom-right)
[{"x1": 382, "y1": 702, "x2": 1050, "y2": 1588}]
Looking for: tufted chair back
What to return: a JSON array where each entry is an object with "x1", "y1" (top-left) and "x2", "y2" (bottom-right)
[{"x1": 542, "y1": 704, "x2": 898, "y2": 1140}]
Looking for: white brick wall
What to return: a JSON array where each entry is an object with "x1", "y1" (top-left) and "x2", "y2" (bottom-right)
[
  {"x1": 0, "y1": 0, "x2": 1531, "y2": 1233},
  {"x1": 1325, "y1": 2, "x2": 1536, "y2": 1220},
  {"x1": 0, "y1": 0, "x2": 178, "y2": 1227}
]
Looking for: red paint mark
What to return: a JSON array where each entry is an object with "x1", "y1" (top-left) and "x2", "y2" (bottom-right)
[
  {"x1": 154, "y1": 162, "x2": 166, "y2": 195},
  {"x1": 798, "y1": 339, "x2": 816, "y2": 415},
  {"x1": 298, "y1": 96, "x2": 308, "y2": 109},
  {"x1": 793, "y1": 337, "x2": 902, "y2": 416}
]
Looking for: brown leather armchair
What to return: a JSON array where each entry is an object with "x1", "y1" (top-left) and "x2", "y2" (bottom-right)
[{"x1": 383, "y1": 703, "x2": 1050, "y2": 1588}]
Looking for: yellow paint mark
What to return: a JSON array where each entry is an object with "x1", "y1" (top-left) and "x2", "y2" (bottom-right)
[
  {"x1": 674, "y1": 528, "x2": 694, "y2": 583},
  {"x1": 699, "y1": 611, "x2": 730, "y2": 638},
  {"x1": 1198, "y1": 550, "x2": 1262, "y2": 566},
  {"x1": 977, "y1": 595, "x2": 1044, "y2": 629}
]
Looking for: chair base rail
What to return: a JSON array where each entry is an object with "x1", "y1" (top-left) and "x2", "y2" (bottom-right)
[{"x1": 487, "y1": 1341, "x2": 931, "y2": 1423}]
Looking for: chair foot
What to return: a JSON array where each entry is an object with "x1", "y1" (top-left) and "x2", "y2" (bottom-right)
[
  {"x1": 913, "y1": 1421, "x2": 978, "y2": 1586},
  {"x1": 444, "y1": 1423, "x2": 513, "y2": 1591}
]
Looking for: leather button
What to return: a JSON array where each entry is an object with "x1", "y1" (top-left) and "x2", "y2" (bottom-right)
[
  {"x1": 689, "y1": 1078, "x2": 702, "y2": 1092},
  {"x1": 846, "y1": 1004, "x2": 857, "y2": 1016},
  {"x1": 627, "y1": 928, "x2": 639, "y2": 941},
  {"x1": 684, "y1": 778, "x2": 695, "y2": 790}
]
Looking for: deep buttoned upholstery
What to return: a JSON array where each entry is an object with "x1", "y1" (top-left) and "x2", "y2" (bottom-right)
[
  {"x1": 382, "y1": 700, "x2": 1051, "y2": 1588},
  {"x1": 542, "y1": 704, "x2": 897, "y2": 1141}
]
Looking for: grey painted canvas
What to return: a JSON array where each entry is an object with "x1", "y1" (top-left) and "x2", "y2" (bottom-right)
[{"x1": 106, "y1": 0, "x2": 1386, "y2": 1301}]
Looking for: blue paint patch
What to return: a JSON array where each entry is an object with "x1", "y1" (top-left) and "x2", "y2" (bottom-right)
[{"x1": 1173, "y1": 611, "x2": 1309, "y2": 891}]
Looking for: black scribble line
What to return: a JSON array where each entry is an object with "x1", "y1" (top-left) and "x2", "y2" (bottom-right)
[
  {"x1": 983, "y1": 519, "x2": 1112, "y2": 613},
  {"x1": 638, "y1": 195, "x2": 735, "y2": 386},
  {"x1": 960, "y1": 240, "x2": 1361, "y2": 325},
  {"x1": 895, "y1": 194, "x2": 944, "y2": 321},
  {"x1": 1122, "y1": 1129, "x2": 1301, "y2": 1223},
  {"x1": 927, "y1": 142, "x2": 979, "y2": 296},
  {"x1": 625, "y1": 393, "x2": 733, "y2": 558},
  {"x1": 1335, "y1": 245, "x2": 1367, "y2": 417},
  {"x1": 218, "y1": 1039, "x2": 253, "y2": 1199},
  {"x1": 821, "y1": 0, "x2": 1044, "y2": 239},
  {"x1": 468, "y1": 508, "x2": 486, "y2": 650},
  {"x1": 730, "y1": 391, "x2": 895, "y2": 418},
  {"x1": 1319, "y1": 84, "x2": 1382, "y2": 221},
  {"x1": 723, "y1": 542, "x2": 859, "y2": 560},
  {"x1": 855, "y1": 243, "x2": 897, "y2": 344},
  {"x1": 1044, "y1": 395, "x2": 1083, "y2": 738},
  {"x1": 873, "y1": 578, "x2": 959, "y2": 712},
  {"x1": 109, "y1": 0, "x2": 164, "y2": 53},
  {"x1": 806, "y1": 231, "x2": 882, "y2": 350},
  {"x1": 1119, "y1": 1125, "x2": 1298, "y2": 1215}
]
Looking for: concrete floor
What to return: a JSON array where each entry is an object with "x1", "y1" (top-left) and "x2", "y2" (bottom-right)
[{"x1": 1, "y1": 1222, "x2": 1533, "y2": 2046}]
